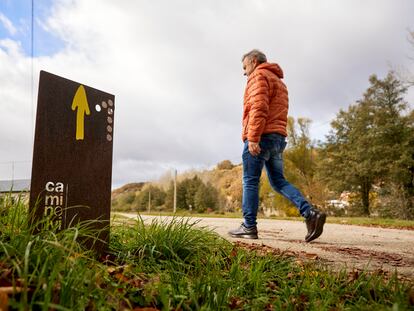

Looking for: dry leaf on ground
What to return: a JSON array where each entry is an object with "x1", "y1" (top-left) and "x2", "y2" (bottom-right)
[{"x1": 0, "y1": 292, "x2": 8, "y2": 311}]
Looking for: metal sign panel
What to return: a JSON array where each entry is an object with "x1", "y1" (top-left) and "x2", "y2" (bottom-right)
[{"x1": 29, "y1": 71, "x2": 115, "y2": 253}]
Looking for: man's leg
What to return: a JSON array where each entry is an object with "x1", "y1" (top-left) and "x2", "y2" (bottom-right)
[
  {"x1": 264, "y1": 137, "x2": 326, "y2": 242},
  {"x1": 264, "y1": 153, "x2": 312, "y2": 218},
  {"x1": 228, "y1": 141, "x2": 264, "y2": 239},
  {"x1": 242, "y1": 142, "x2": 265, "y2": 228}
]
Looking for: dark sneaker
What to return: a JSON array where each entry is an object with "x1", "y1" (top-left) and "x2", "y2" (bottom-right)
[
  {"x1": 305, "y1": 209, "x2": 326, "y2": 243},
  {"x1": 228, "y1": 223, "x2": 258, "y2": 239},
  {"x1": 305, "y1": 217, "x2": 312, "y2": 241}
]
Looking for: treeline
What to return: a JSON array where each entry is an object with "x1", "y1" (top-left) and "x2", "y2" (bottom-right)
[
  {"x1": 112, "y1": 172, "x2": 233, "y2": 214},
  {"x1": 112, "y1": 71, "x2": 413, "y2": 219}
]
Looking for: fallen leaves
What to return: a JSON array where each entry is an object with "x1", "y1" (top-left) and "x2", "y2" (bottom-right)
[
  {"x1": 232, "y1": 241, "x2": 321, "y2": 263},
  {"x1": 304, "y1": 253, "x2": 318, "y2": 260},
  {"x1": 0, "y1": 286, "x2": 25, "y2": 311},
  {"x1": 266, "y1": 281, "x2": 278, "y2": 291},
  {"x1": 0, "y1": 292, "x2": 7, "y2": 311},
  {"x1": 0, "y1": 287, "x2": 23, "y2": 294},
  {"x1": 409, "y1": 288, "x2": 414, "y2": 306},
  {"x1": 348, "y1": 270, "x2": 360, "y2": 283},
  {"x1": 319, "y1": 245, "x2": 408, "y2": 267},
  {"x1": 107, "y1": 265, "x2": 150, "y2": 290},
  {"x1": 228, "y1": 297, "x2": 243, "y2": 309}
]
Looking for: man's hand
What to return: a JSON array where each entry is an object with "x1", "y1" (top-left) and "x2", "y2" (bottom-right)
[{"x1": 248, "y1": 141, "x2": 261, "y2": 156}]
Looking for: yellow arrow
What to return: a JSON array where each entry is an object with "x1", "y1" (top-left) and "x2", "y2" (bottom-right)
[{"x1": 71, "y1": 85, "x2": 90, "y2": 140}]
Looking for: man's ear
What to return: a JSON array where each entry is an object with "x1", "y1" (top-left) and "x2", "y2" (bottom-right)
[{"x1": 252, "y1": 58, "x2": 258, "y2": 67}]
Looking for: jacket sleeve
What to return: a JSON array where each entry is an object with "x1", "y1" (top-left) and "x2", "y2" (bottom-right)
[{"x1": 247, "y1": 73, "x2": 270, "y2": 143}]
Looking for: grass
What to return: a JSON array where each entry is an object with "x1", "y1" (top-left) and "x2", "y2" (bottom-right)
[
  {"x1": 268, "y1": 215, "x2": 414, "y2": 230},
  {"x1": 121, "y1": 210, "x2": 243, "y2": 219},
  {"x1": 323, "y1": 217, "x2": 414, "y2": 229},
  {"x1": 118, "y1": 210, "x2": 414, "y2": 230},
  {"x1": 0, "y1": 193, "x2": 413, "y2": 310}
]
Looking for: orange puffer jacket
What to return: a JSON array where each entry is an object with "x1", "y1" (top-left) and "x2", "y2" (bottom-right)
[{"x1": 242, "y1": 62, "x2": 288, "y2": 143}]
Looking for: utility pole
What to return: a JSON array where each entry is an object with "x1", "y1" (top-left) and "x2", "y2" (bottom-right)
[
  {"x1": 173, "y1": 169, "x2": 177, "y2": 213},
  {"x1": 11, "y1": 161, "x2": 14, "y2": 182},
  {"x1": 148, "y1": 191, "x2": 151, "y2": 213}
]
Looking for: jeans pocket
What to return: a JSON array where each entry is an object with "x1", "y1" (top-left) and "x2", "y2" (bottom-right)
[
  {"x1": 258, "y1": 144, "x2": 270, "y2": 161},
  {"x1": 267, "y1": 137, "x2": 286, "y2": 157},
  {"x1": 280, "y1": 139, "x2": 287, "y2": 152},
  {"x1": 242, "y1": 141, "x2": 249, "y2": 156}
]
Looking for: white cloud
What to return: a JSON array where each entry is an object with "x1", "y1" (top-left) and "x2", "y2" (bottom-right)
[
  {"x1": 0, "y1": 12, "x2": 17, "y2": 35},
  {"x1": 1, "y1": 0, "x2": 414, "y2": 187}
]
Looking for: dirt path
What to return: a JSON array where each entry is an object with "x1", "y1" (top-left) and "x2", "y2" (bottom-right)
[{"x1": 117, "y1": 213, "x2": 414, "y2": 279}]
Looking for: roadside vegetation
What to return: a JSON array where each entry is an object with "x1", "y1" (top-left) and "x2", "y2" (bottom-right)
[
  {"x1": 0, "y1": 196, "x2": 413, "y2": 310},
  {"x1": 116, "y1": 211, "x2": 414, "y2": 231}
]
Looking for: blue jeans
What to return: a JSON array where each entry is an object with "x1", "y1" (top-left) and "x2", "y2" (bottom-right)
[{"x1": 242, "y1": 133, "x2": 311, "y2": 227}]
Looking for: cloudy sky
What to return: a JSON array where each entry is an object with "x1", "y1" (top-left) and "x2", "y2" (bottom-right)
[{"x1": 1, "y1": 0, "x2": 413, "y2": 188}]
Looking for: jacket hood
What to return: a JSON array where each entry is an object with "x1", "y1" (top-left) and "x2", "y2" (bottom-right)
[{"x1": 257, "y1": 62, "x2": 284, "y2": 79}]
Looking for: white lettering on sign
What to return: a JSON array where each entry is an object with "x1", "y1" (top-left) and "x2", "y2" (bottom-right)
[
  {"x1": 43, "y1": 181, "x2": 66, "y2": 230},
  {"x1": 45, "y1": 182, "x2": 64, "y2": 192}
]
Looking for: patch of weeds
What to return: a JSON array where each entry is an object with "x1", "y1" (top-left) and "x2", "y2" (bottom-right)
[
  {"x1": 0, "y1": 196, "x2": 413, "y2": 310},
  {"x1": 110, "y1": 222, "x2": 414, "y2": 310},
  {"x1": 0, "y1": 196, "x2": 121, "y2": 310}
]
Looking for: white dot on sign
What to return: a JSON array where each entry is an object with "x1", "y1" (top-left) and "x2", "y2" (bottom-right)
[
  {"x1": 107, "y1": 116, "x2": 113, "y2": 124},
  {"x1": 95, "y1": 104, "x2": 101, "y2": 112},
  {"x1": 108, "y1": 99, "x2": 113, "y2": 107},
  {"x1": 107, "y1": 125, "x2": 112, "y2": 133},
  {"x1": 102, "y1": 101, "x2": 108, "y2": 109},
  {"x1": 108, "y1": 108, "x2": 113, "y2": 115},
  {"x1": 107, "y1": 134, "x2": 112, "y2": 141}
]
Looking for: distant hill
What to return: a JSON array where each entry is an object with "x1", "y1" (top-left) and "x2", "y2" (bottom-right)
[{"x1": 112, "y1": 182, "x2": 146, "y2": 200}]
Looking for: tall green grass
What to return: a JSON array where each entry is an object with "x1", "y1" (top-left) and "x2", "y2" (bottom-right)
[
  {"x1": 0, "y1": 194, "x2": 413, "y2": 310},
  {"x1": 110, "y1": 216, "x2": 230, "y2": 264},
  {"x1": 0, "y1": 194, "x2": 116, "y2": 310},
  {"x1": 109, "y1": 215, "x2": 413, "y2": 310},
  {"x1": 126, "y1": 211, "x2": 414, "y2": 230}
]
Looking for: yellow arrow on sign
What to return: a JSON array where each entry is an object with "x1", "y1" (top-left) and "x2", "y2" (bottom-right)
[{"x1": 71, "y1": 85, "x2": 90, "y2": 140}]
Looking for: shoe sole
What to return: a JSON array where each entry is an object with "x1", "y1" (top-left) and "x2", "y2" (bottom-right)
[
  {"x1": 229, "y1": 233, "x2": 258, "y2": 239},
  {"x1": 305, "y1": 213, "x2": 326, "y2": 243}
]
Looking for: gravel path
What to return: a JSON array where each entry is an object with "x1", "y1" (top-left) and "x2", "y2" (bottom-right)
[{"x1": 117, "y1": 213, "x2": 414, "y2": 279}]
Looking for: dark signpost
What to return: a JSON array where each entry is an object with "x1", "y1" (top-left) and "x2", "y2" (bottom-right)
[{"x1": 29, "y1": 71, "x2": 115, "y2": 254}]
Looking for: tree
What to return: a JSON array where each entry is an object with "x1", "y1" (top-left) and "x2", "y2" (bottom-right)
[
  {"x1": 165, "y1": 180, "x2": 187, "y2": 210},
  {"x1": 194, "y1": 182, "x2": 219, "y2": 212},
  {"x1": 184, "y1": 176, "x2": 203, "y2": 210},
  {"x1": 134, "y1": 185, "x2": 166, "y2": 211},
  {"x1": 258, "y1": 117, "x2": 327, "y2": 216},
  {"x1": 165, "y1": 176, "x2": 204, "y2": 211},
  {"x1": 286, "y1": 117, "x2": 315, "y2": 181},
  {"x1": 284, "y1": 117, "x2": 328, "y2": 206},
  {"x1": 320, "y1": 72, "x2": 412, "y2": 216}
]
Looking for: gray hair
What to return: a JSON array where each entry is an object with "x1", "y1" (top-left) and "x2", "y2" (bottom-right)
[{"x1": 242, "y1": 49, "x2": 267, "y2": 63}]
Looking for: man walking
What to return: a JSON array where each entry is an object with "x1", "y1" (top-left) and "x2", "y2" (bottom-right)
[{"x1": 229, "y1": 49, "x2": 326, "y2": 242}]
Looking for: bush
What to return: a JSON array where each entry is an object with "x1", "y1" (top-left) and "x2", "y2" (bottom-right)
[{"x1": 217, "y1": 160, "x2": 234, "y2": 170}]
